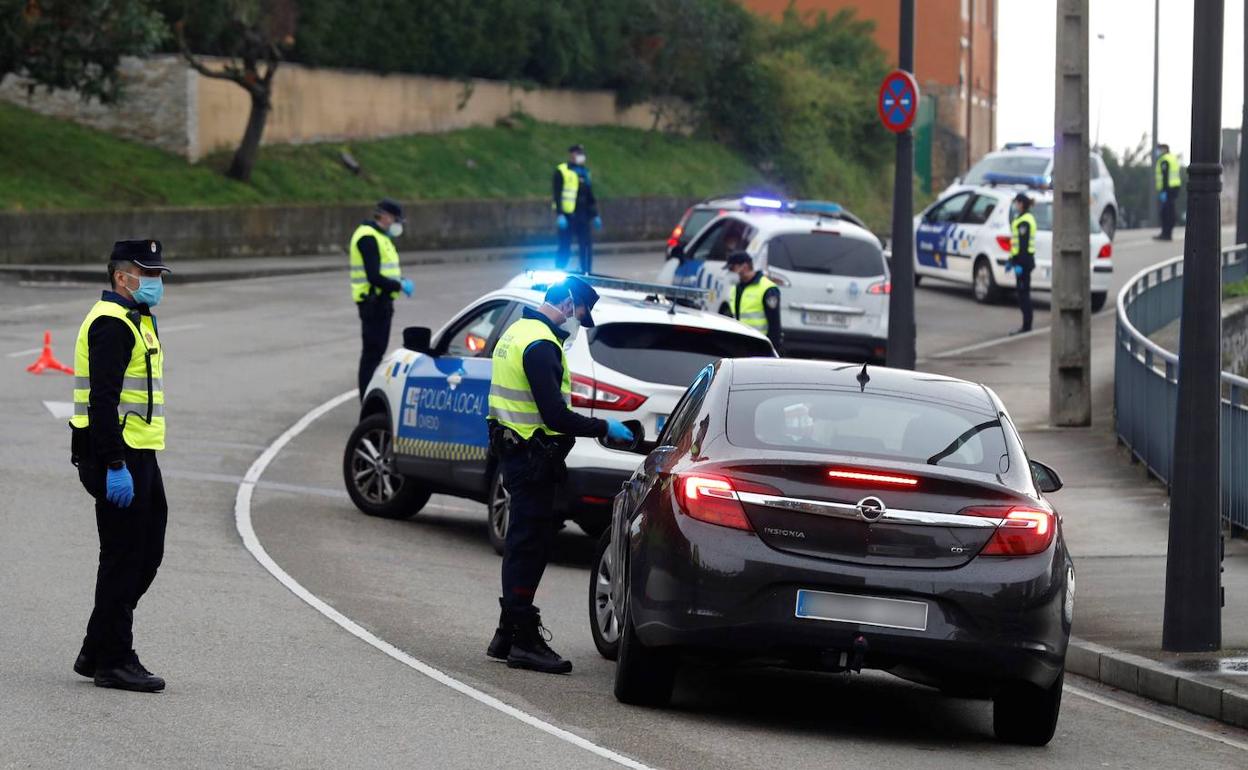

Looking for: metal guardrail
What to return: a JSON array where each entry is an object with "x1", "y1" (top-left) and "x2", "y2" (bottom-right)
[{"x1": 1114, "y1": 243, "x2": 1248, "y2": 533}]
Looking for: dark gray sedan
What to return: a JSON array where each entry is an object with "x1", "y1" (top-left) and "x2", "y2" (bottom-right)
[{"x1": 588, "y1": 358, "x2": 1072, "y2": 746}]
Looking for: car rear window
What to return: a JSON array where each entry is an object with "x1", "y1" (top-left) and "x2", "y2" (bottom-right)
[
  {"x1": 590, "y1": 324, "x2": 775, "y2": 387},
  {"x1": 767, "y1": 234, "x2": 885, "y2": 277},
  {"x1": 682, "y1": 209, "x2": 717, "y2": 242},
  {"x1": 964, "y1": 155, "x2": 1051, "y2": 184},
  {"x1": 727, "y1": 388, "x2": 1010, "y2": 475},
  {"x1": 1029, "y1": 202, "x2": 1103, "y2": 234}
]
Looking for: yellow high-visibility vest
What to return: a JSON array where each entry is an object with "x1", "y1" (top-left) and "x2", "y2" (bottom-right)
[
  {"x1": 1011, "y1": 212, "x2": 1038, "y2": 256},
  {"x1": 554, "y1": 163, "x2": 579, "y2": 215},
  {"x1": 1155, "y1": 152, "x2": 1181, "y2": 191},
  {"x1": 488, "y1": 318, "x2": 571, "y2": 440},
  {"x1": 70, "y1": 300, "x2": 166, "y2": 450},
  {"x1": 349, "y1": 224, "x2": 401, "y2": 302},
  {"x1": 736, "y1": 275, "x2": 779, "y2": 334}
]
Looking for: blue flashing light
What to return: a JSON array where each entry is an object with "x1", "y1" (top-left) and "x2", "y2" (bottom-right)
[
  {"x1": 791, "y1": 200, "x2": 844, "y2": 214},
  {"x1": 741, "y1": 195, "x2": 785, "y2": 210},
  {"x1": 982, "y1": 172, "x2": 1050, "y2": 189},
  {"x1": 522, "y1": 269, "x2": 568, "y2": 289}
]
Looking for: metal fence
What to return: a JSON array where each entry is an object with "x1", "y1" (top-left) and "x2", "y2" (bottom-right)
[{"x1": 1114, "y1": 244, "x2": 1248, "y2": 533}]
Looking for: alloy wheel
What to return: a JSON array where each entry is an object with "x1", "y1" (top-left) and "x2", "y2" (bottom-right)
[
  {"x1": 489, "y1": 475, "x2": 510, "y2": 544},
  {"x1": 594, "y1": 542, "x2": 622, "y2": 646},
  {"x1": 351, "y1": 427, "x2": 403, "y2": 504}
]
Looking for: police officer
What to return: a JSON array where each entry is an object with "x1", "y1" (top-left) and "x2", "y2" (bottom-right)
[
  {"x1": 350, "y1": 199, "x2": 415, "y2": 398},
  {"x1": 725, "y1": 251, "x2": 782, "y2": 353},
  {"x1": 1005, "y1": 193, "x2": 1037, "y2": 336},
  {"x1": 1154, "y1": 143, "x2": 1182, "y2": 241},
  {"x1": 69, "y1": 239, "x2": 171, "y2": 692},
  {"x1": 485, "y1": 277, "x2": 633, "y2": 674},
  {"x1": 553, "y1": 144, "x2": 602, "y2": 274}
]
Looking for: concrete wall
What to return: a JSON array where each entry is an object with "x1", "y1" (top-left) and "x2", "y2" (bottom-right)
[
  {"x1": 0, "y1": 197, "x2": 692, "y2": 264},
  {"x1": 1225, "y1": 298, "x2": 1248, "y2": 379},
  {"x1": 1, "y1": 56, "x2": 687, "y2": 162}
]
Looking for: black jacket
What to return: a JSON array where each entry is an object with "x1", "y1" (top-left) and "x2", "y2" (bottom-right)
[
  {"x1": 355, "y1": 220, "x2": 403, "y2": 298},
  {"x1": 552, "y1": 164, "x2": 598, "y2": 220},
  {"x1": 85, "y1": 291, "x2": 156, "y2": 465},
  {"x1": 518, "y1": 307, "x2": 608, "y2": 438}
]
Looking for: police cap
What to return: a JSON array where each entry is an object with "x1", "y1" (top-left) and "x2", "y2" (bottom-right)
[
  {"x1": 376, "y1": 198, "x2": 405, "y2": 222},
  {"x1": 547, "y1": 275, "x2": 599, "y2": 328},
  {"x1": 725, "y1": 250, "x2": 753, "y2": 267},
  {"x1": 568, "y1": 144, "x2": 585, "y2": 154},
  {"x1": 110, "y1": 239, "x2": 171, "y2": 272}
]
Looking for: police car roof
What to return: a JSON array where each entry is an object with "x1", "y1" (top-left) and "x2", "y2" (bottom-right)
[{"x1": 726, "y1": 210, "x2": 882, "y2": 245}]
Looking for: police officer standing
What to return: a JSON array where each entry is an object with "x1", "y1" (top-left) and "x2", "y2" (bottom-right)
[
  {"x1": 1154, "y1": 143, "x2": 1182, "y2": 241},
  {"x1": 553, "y1": 144, "x2": 602, "y2": 274},
  {"x1": 69, "y1": 240, "x2": 171, "y2": 692},
  {"x1": 725, "y1": 251, "x2": 782, "y2": 353},
  {"x1": 485, "y1": 277, "x2": 632, "y2": 674},
  {"x1": 350, "y1": 199, "x2": 415, "y2": 398},
  {"x1": 1006, "y1": 193, "x2": 1037, "y2": 335}
]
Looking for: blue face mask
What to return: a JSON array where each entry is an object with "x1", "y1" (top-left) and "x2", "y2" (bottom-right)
[{"x1": 131, "y1": 276, "x2": 164, "y2": 307}]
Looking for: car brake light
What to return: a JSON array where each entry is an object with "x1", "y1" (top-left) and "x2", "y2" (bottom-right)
[
  {"x1": 667, "y1": 224, "x2": 684, "y2": 248},
  {"x1": 675, "y1": 474, "x2": 753, "y2": 531},
  {"x1": 570, "y1": 374, "x2": 647, "y2": 412},
  {"x1": 867, "y1": 280, "x2": 890, "y2": 295},
  {"x1": 963, "y1": 506, "x2": 1055, "y2": 556},
  {"x1": 1098, "y1": 243, "x2": 1112, "y2": 259},
  {"x1": 465, "y1": 333, "x2": 488, "y2": 353},
  {"x1": 996, "y1": 235, "x2": 1013, "y2": 252},
  {"x1": 827, "y1": 469, "x2": 918, "y2": 486}
]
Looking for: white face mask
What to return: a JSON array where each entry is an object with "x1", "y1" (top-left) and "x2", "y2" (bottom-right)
[
  {"x1": 573, "y1": 154, "x2": 586, "y2": 165},
  {"x1": 388, "y1": 222, "x2": 404, "y2": 238}
]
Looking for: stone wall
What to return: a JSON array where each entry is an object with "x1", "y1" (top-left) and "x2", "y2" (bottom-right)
[
  {"x1": 0, "y1": 196, "x2": 693, "y2": 264},
  {"x1": 0, "y1": 56, "x2": 687, "y2": 162}
]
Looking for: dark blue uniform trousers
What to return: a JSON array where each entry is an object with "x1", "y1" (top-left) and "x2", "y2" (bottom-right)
[{"x1": 499, "y1": 450, "x2": 559, "y2": 612}]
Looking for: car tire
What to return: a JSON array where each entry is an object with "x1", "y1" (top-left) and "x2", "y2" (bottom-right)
[
  {"x1": 614, "y1": 568, "x2": 677, "y2": 706},
  {"x1": 487, "y1": 467, "x2": 509, "y2": 555},
  {"x1": 343, "y1": 413, "x2": 430, "y2": 519},
  {"x1": 1091, "y1": 291, "x2": 1107, "y2": 313},
  {"x1": 589, "y1": 529, "x2": 622, "y2": 660},
  {"x1": 1100, "y1": 207, "x2": 1117, "y2": 240},
  {"x1": 973, "y1": 257, "x2": 1001, "y2": 304},
  {"x1": 993, "y1": 669, "x2": 1064, "y2": 746}
]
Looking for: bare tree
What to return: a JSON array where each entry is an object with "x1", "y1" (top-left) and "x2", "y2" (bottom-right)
[{"x1": 174, "y1": 0, "x2": 296, "y2": 181}]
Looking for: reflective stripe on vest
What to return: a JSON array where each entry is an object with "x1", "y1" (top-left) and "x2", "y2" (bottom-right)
[
  {"x1": 1010, "y1": 212, "x2": 1037, "y2": 256},
  {"x1": 1155, "y1": 152, "x2": 1181, "y2": 191},
  {"x1": 349, "y1": 224, "x2": 402, "y2": 302},
  {"x1": 488, "y1": 318, "x2": 571, "y2": 440},
  {"x1": 736, "y1": 275, "x2": 778, "y2": 333},
  {"x1": 554, "y1": 163, "x2": 579, "y2": 215},
  {"x1": 69, "y1": 300, "x2": 166, "y2": 451}
]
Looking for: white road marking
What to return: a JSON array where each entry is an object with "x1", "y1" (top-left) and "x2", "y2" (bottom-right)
[
  {"x1": 42, "y1": 401, "x2": 75, "y2": 419},
  {"x1": 925, "y1": 307, "x2": 1115, "y2": 360},
  {"x1": 6, "y1": 347, "x2": 42, "y2": 358},
  {"x1": 1064, "y1": 682, "x2": 1248, "y2": 752},
  {"x1": 234, "y1": 390, "x2": 655, "y2": 770}
]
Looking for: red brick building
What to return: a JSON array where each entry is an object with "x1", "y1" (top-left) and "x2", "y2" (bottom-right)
[{"x1": 741, "y1": 0, "x2": 998, "y2": 192}]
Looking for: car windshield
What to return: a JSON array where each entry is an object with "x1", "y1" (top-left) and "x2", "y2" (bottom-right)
[
  {"x1": 590, "y1": 324, "x2": 774, "y2": 387},
  {"x1": 766, "y1": 234, "x2": 885, "y2": 277},
  {"x1": 727, "y1": 388, "x2": 1010, "y2": 475},
  {"x1": 964, "y1": 155, "x2": 1051, "y2": 184}
]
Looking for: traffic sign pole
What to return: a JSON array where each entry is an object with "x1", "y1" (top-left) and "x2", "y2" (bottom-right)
[{"x1": 885, "y1": 0, "x2": 918, "y2": 371}]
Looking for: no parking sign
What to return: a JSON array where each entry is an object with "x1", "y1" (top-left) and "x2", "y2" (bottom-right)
[{"x1": 878, "y1": 69, "x2": 920, "y2": 133}]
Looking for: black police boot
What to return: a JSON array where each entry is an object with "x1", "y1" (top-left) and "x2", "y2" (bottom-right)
[
  {"x1": 486, "y1": 599, "x2": 513, "y2": 660},
  {"x1": 73, "y1": 650, "x2": 95, "y2": 679},
  {"x1": 93, "y1": 657, "x2": 165, "y2": 693},
  {"x1": 506, "y1": 607, "x2": 573, "y2": 675}
]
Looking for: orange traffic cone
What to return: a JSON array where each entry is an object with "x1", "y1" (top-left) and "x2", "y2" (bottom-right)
[{"x1": 26, "y1": 331, "x2": 74, "y2": 375}]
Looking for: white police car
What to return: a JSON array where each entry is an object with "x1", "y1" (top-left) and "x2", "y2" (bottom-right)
[
  {"x1": 342, "y1": 272, "x2": 776, "y2": 553},
  {"x1": 914, "y1": 185, "x2": 1113, "y2": 312},
  {"x1": 657, "y1": 197, "x2": 891, "y2": 362},
  {"x1": 945, "y1": 143, "x2": 1119, "y2": 239}
]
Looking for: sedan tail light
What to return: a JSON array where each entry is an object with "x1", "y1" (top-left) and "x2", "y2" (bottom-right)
[
  {"x1": 675, "y1": 474, "x2": 753, "y2": 531},
  {"x1": 570, "y1": 374, "x2": 647, "y2": 412},
  {"x1": 996, "y1": 235, "x2": 1013, "y2": 252},
  {"x1": 1098, "y1": 242, "x2": 1113, "y2": 259},
  {"x1": 962, "y1": 506, "x2": 1055, "y2": 556},
  {"x1": 867, "y1": 280, "x2": 891, "y2": 295}
]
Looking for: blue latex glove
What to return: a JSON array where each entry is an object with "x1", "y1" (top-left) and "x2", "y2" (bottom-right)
[
  {"x1": 556, "y1": 214, "x2": 569, "y2": 230},
  {"x1": 1159, "y1": 191, "x2": 1167, "y2": 203},
  {"x1": 605, "y1": 419, "x2": 634, "y2": 444},
  {"x1": 593, "y1": 216, "x2": 603, "y2": 231},
  {"x1": 106, "y1": 464, "x2": 134, "y2": 508},
  {"x1": 1013, "y1": 264, "x2": 1024, "y2": 276},
  {"x1": 400, "y1": 277, "x2": 415, "y2": 297}
]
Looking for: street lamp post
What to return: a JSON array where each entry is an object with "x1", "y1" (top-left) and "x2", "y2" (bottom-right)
[
  {"x1": 1163, "y1": 0, "x2": 1224, "y2": 653},
  {"x1": 886, "y1": 0, "x2": 917, "y2": 371}
]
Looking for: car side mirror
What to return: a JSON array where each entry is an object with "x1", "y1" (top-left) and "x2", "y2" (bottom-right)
[
  {"x1": 403, "y1": 326, "x2": 435, "y2": 356},
  {"x1": 1030, "y1": 460, "x2": 1063, "y2": 493},
  {"x1": 599, "y1": 420, "x2": 648, "y2": 454}
]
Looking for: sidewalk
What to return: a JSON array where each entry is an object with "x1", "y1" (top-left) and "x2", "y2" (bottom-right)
[
  {"x1": 0, "y1": 240, "x2": 664, "y2": 284},
  {"x1": 922, "y1": 298, "x2": 1248, "y2": 728}
]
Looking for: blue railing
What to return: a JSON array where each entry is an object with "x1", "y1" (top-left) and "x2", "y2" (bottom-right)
[{"x1": 1114, "y1": 244, "x2": 1248, "y2": 533}]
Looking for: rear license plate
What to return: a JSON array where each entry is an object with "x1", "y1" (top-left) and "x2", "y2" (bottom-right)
[
  {"x1": 795, "y1": 589, "x2": 928, "y2": 631},
  {"x1": 803, "y1": 311, "x2": 849, "y2": 329}
]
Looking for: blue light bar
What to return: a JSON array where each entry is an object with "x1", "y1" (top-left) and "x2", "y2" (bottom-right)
[
  {"x1": 791, "y1": 200, "x2": 844, "y2": 214},
  {"x1": 982, "y1": 172, "x2": 1050, "y2": 189},
  {"x1": 741, "y1": 195, "x2": 785, "y2": 210}
]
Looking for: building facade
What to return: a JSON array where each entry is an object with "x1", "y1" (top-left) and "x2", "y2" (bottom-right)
[{"x1": 742, "y1": 0, "x2": 997, "y2": 193}]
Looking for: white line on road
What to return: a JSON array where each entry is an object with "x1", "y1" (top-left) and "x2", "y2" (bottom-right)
[
  {"x1": 234, "y1": 390, "x2": 655, "y2": 770},
  {"x1": 1064, "y1": 682, "x2": 1248, "y2": 752},
  {"x1": 925, "y1": 307, "x2": 1115, "y2": 360},
  {"x1": 5, "y1": 347, "x2": 42, "y2": 358}
]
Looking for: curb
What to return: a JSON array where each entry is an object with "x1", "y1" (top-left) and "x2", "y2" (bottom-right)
[
  {"x1": 1067, "y1": 637, "x2": 1248, "y2": 728},
  {"x1": 0, "y1": 240, "x2": 665, "y2": 285}
]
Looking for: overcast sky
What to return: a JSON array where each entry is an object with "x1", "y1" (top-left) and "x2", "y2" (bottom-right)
[{"x1": 996, "y1": 0, "x2": 1245, "y2": 161}]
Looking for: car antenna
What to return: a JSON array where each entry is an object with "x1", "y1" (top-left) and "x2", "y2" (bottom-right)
[{"x1": 857, "y1": 363, "x2": 870, "y2": 392}]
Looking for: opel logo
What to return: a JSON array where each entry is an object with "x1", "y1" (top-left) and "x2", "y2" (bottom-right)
[{"x1": 856, "y1": 496, "x2": 886, "y2": 522}]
